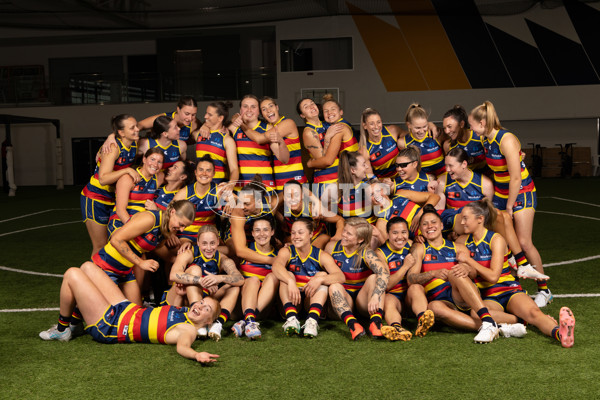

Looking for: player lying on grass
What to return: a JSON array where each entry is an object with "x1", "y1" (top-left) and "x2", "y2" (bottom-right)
[{"x1": 39, "y1": 262, "x2": 221, "y2": 363}]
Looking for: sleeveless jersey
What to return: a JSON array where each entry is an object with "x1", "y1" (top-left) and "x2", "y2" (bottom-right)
[
  {"x1": 234, "y1": 121, "x2": 275, "y2": 189},
  {"x1": 379, "y1": 241, "x2": 411, "y2": 296},
  {"x1": 405, "y1": 132, "x2": 445, "y2": 177},
  {"x1": 109, "y1": 168, "x2": 159, "y2": 222},
  {"x1": 147, "y1": 137, "x2": 180, "y2": 171},
  {"x1": 189, "y1": 245, "x2": 221, "y2": 276},
  {"x1": 273, "y1": 116, "x2": 307, "y2": 191},
  {"x1": 283, "y1": 201, "x2": 327, "y2": 241},
  {"x1": 154, "y1": 186, "x2": 177, "y2": 211},
  {"x1": 81, "y1": 138, "x2": 138, "y2": 204},
  {"x1": 240, "y1": 242, "x2": 275, "y2": 280},
  {"x1": 330, "y1": 241, "x2": 372, "y2": 293},
  {"x1": 421, "y1": 239, "x2": 457, "y2": 301},
  {"x1": 449, "y1": 130, "x2": 487, "y2": 172},
  {"x1": 338, "y1": 179, "x2": 376, "y2": 223},
  {"x1": 93, "y1": 210, "x2": 163, "y2": 275},
  {"x1": 394, "y1": 171, "x2": 430, "y2": 193},
  {"x1": 367, "y1": 126, "x2": 399, "y2": 179},
  {"x1": 307, "y1": 120, "x2": 338, "y2": 184},
  {"x1": 483, "y1": 129, "x2": 535, "y2": 199},
  {"x1": 287, "y1": 245, "x2": 325, "y2": 288},
  {"x1": 444, "y1": 171, "x2": 484, "y2": 209},
  {"x1": 466, "y1": 229, "x2": 522, "y2": 298},
  {"x1": 165, "y1": 111, "x2": 191, "y2": 142},
  {"x1": 338, "y1": 118, "x2": 360, "y2": 153},
  {"x1": 374, "y1": 195, "x2": 421, "y2": 227},
  {"x1": 116, "y1": 302, "x2": 191, "y2": 344},
  {"x1": 178, "y1": 182, "x2": 218, "y2": 240},
  {"x1": 195, "y1": 130, "x2": 227, "y2": 183}
]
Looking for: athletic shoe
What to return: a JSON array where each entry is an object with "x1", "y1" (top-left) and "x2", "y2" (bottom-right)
[
  {"x1": 381, "y1": 325, "x2": 412, "y2": 341},
  {"x1": 39, "y1": 325, "x2": 72, "y2": 342},
  {"x1": 197, "y1": 325, "x2": 208, "y2": 338},
  {"x1": 534, "y1": 290, "x2": 553, "y2": 308},
  {"x1": 499, "y1": 323, "x2": 527, "y2": 338},
  {"x1": 282, "y1": 316, "x2": 301, "y2": 336},
  {"x1": 508, "y1": 256, "x2": 517, "y2": 270},
  {"x1": 559, "y1": 307, "x2": 575, "y2": 348},
  {"x1": 517, "y1": 264, "x2": 549, "y2": 281},
  {"x1": 368, "y1": 321, "x2": 383, "y2": 338},
  {"x1": 415, "y1": 310, "x2": 435, "y2": 337},
  {"x1": 231, "y1": 320, "x2": 246, "y2": 338},
  {"x1": 474, "y1": 321, "x2": 499, "y2": 343},
  {"x1": 69, "y1": 322, "x2": 85, "y2": 338},
  {"x1": 245, "y1": 321, "x2": 262, "y2": 340},
  {"x1": 301, "y1": 319, "x2": 319, "y2": 338},
  {"x1": 349, "y1": 323, "x2": 365, "y2": 341},
  {"x1": 208, "y1": 321, "x2": 223, "y2": 341}
]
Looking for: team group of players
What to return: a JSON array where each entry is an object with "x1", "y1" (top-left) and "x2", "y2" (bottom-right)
[{"x1": 39, "y1": 94, "x2": 576, "y2": 363}]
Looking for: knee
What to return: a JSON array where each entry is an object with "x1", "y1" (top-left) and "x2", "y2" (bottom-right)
[{"x1": 328, "y1": 283, "x2": 342, "y2": 295}]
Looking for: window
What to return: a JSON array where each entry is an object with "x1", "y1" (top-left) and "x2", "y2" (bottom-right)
[{"x1": 280, "y1": 38, "x2": 353, "y2": 72}]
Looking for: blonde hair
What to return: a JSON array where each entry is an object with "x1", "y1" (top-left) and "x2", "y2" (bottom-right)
[
  {"x1": 322, "y1": 93, "x2": 342, "y2": 109},
  {"x1": 160, "y1": 200, "x2": 195, "y2": 237},
  {"x1": 470, "y1": 100, "x2": 503, "y2": 136},
  {"x1": 405, "y1": 103, "x2": 428, "y2": 125},
  {"x1": 345, "y1": 217, "x2": 373, "y2": 270},
  {"x1": 197, "y1": 224, "x2": 219, "y2": 242},
  {"x1": 359, "y1": 107, "x2": 381, "y2": 148}
]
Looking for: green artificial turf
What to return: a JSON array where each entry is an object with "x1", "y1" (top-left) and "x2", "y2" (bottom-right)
[{"x1": 1, "y1": 180, "x2": 599, "y2": 399}]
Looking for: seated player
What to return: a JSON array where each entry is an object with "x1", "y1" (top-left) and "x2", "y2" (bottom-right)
[
  {"x1": 231, "y1": 217, "x2": 280, "y2": 339},
  {"x1": 456, "y1": 200, "x2": 575, "y2": 347},
  {"x1": 326, "y1": 217, "x2": 390, "y2": 340},
  {"x1": 166, "y1": 225, "x2": 243, "y2": 341},
  {"x1": 39, "y1": 262, "x2": 220, "y2": 363},
  {"x1": 376, "y1": 217, "x2": 434, "y2": 341},
  {"x1": 271, "y1": 218, "x2": 345, "y2": 338}
]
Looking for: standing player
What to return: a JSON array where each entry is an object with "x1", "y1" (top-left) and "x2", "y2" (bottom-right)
[{"x1": 137, "y1": 115, "x2": 186, "y2": 171}]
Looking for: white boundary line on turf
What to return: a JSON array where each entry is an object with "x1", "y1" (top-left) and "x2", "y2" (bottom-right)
[
  {"x1": 0, "y1": 208, "x2": 79, "y2": 223},
  {"x1": 0, "y1": 266, "x2": 63, "y2": 278},
  {"x1": 536, "y1": 211, "x2": 600, "y2": 221},
  {"x1": 538, "y1": 196, "x2": 600, "y2": 208},
  {"x1": 545, "y1": 255, "x2": 600, "y2": 267},
  {"x1": 0, "y1": 221, "x2": 80, "y2": 237},
  {"x1": 0, "y1": 307, "x2": 60, "y2": 313}
]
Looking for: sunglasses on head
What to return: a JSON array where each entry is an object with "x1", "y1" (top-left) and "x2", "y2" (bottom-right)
[{"x1": 395, "y1": 161, "x2": 415, "y2": 168}]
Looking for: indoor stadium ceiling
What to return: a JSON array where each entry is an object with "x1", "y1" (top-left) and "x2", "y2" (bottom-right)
[{"x1": 0, "y1": 0, "x2": 597, "y2": 31}]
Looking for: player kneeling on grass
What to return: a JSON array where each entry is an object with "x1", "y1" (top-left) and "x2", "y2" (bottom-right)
[
  {"x1": 39, "y1": 263, "x2": 220, "y2": 364},
  {"x1": 406, "y1": 205, "x2": 524, "y2": 343},
  {"x1": 167, "y1": 225, "x2": 244, "y2": 341},
  {"x1": 455, "y1": 200, "x2": 574, "y2": 347},
  {"x1": 271, "y1": 218, "x2": 345, "y2": 338},
  {"x1": 326, "y1": 217, "x2": 390, "y2": 340},
  {"x1": 232, "y1": 217, "x2": 280, "y2": 340},
  {"x1": 376, "y1": 217, "x2": 435, "y2": 341}
]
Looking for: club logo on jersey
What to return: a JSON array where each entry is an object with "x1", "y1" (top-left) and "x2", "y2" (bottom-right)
[{"x1": 122, "y1": 325, "x2": 129, "y2": 336}]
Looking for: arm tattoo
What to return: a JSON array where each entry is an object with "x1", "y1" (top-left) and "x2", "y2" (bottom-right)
[
  {"x1": 407, "y1": 271, "x2": 434, "y2": 286},
  {"x1": 221, "y1": 259, "x2": 244, "y2": 284},
  {"x1": 175, "y1": 272, "x2": 201, "y2": 285}
]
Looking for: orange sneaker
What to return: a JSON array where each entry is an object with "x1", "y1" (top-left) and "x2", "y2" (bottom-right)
[
  {"x1": 381, "y1": 325, "x2": 412, "y2": 341},
  {"x1": 368, "y1": 321, "x2": 383, "y2": 338},
  {"x1": 350, "y1": 323, "x2": 365, "y2": 340},
  {"x1": 415, "y1": 310, "x2": 435, "y2": 337},
  {"x1": 559, "y1": 307, "x2": 575, "y2": 348}
]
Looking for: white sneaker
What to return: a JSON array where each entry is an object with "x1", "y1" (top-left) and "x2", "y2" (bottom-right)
[
  {"x1": 499, "y1": 323, "x2": 527, "y2": 338},
  {"x1": 208, "y1": 321, "x2": 223, "y2": 341},
  {"x1": 517, "y1": 264, "x2": 549, "y2": 281},
  {"x1": 231, "y1": 320, "x2": 246, "y2": 338},
  {"x1": 534, "y1": 290, "x2": 553, "y2": 308},
  {"x1": 508, "y1": 256, "x2": 517, "y2": 270},
  {"x1": 39, "y1": 325, "x2": 72, "y2": 342},
  {"x1": 245, "y1": 321, "x2": 262, "y2": 340},
  {"x1": 282, "y1": 316, "x2": 301, "y2": 336},
  {"x1": 301, "y1": 318, "x2": 319, "y2": 338},
  {"x1": 474, "y1": 321, "x2": 499, "y2": 343},
  {"x1": 197, "y1": 325, "x2": 209, "y2": 338}
]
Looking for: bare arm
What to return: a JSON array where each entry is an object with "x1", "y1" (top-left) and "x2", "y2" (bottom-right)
[
  {"x1": 302, "y1": 126, "x2": 324, "y2": 160},
  {"x1": 364, "y1": 248, "x2": 390, "y2": 313},
  {"x1": 114, "y1": 174, "x2": 135, "y2": 223},
  {"x1": 216, "y1": 257, "x2": 244, "y2": 286},
  {"x1": 97, "y1": 145, "x2": 138, "y2": 186},
  {"x1": 406, "y1": 243, "x2": 447, "y2": 285},
  {"x1": 170, "y1": 324, "x2": 219, "y2": 363},
  {"x1": 501, "y1": 133, "x2": 523, "y2": 216},
  {"x1": 307, "y1": 128, "x2": 343, "y2": 169},
  {"x1": 223, "y1": 135, "x2": 240, "y2": 182},
  {"x1": 231, "y1": 210, "x2": 274, "y2": 265},
  {"x1": 109, "y1": 212, "x2": 159, "y2": 272}
]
